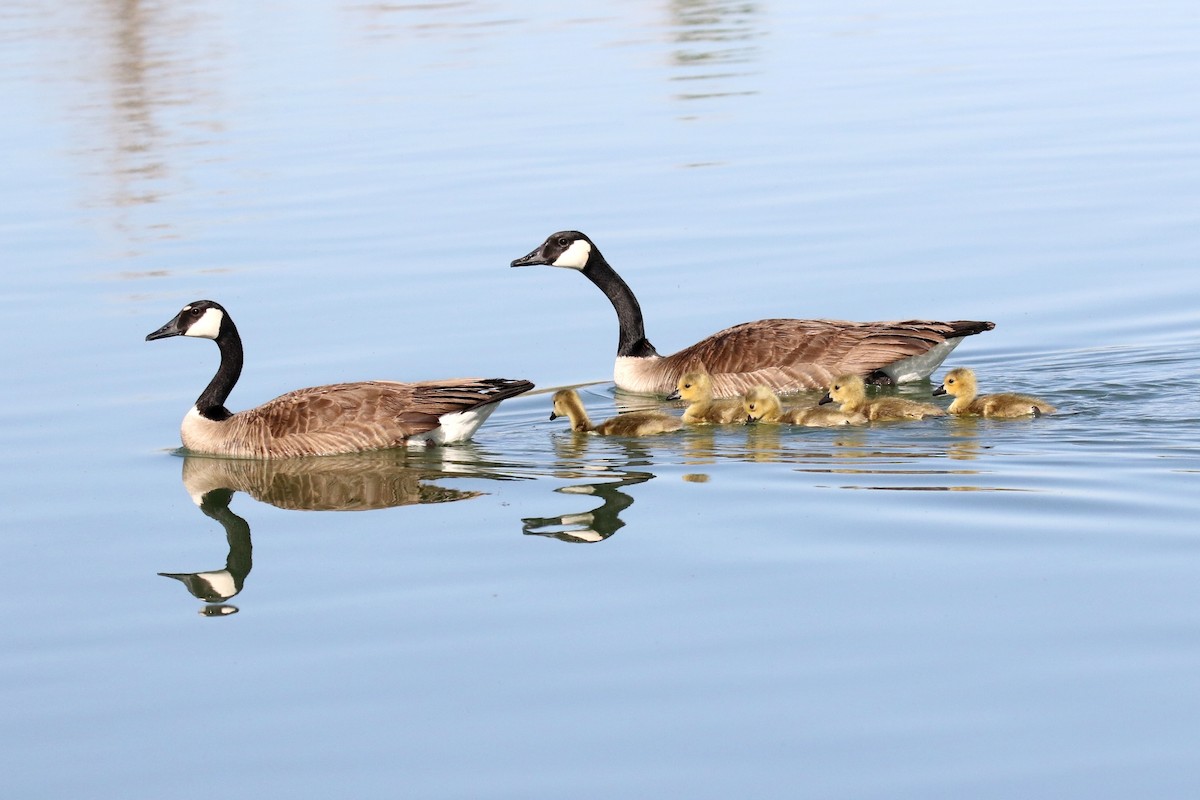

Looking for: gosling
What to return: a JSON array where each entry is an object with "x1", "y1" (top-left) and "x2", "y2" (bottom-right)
[
  {"x1": 667, "y1": 371, "x2": 746, "y2": 424},
  {"x1": 819, "y1": 373, "x2": 945, "y2": 421},
  {"x1": 743, "y1": 385, "x2": 866, "y2": 427},
  {"x1": 550, "y1": 389, "x2": 683, "y2": 436},
  {"x1": 933, "y1": 367, "x2": 1056, "y2": 417}
]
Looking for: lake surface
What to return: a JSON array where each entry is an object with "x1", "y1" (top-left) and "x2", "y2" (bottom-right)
[{"x1": 3, "y1": 1, "x2": 1199, "y2": 797}]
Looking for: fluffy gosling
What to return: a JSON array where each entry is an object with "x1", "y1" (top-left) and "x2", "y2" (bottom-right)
[
  {"x1": 933, "y1": 367, "x2": 1056, "y2": 418},
  {"x1": 743, "y1": 385, "x2": 866, "y2": 427},
  {"x1": 819, "y1": 373, "x2": 945, "y2": 421},
  {"x1": 668, "y1": 371, "x2": 746, "y2": 424},
  {"x1": 550, "y1": 389, "x2": 683, "y2": 436}
]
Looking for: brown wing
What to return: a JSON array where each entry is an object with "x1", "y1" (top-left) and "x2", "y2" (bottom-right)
[
  {"x1": 664, "y1": 319, "x2": 993, "y2": 396},
  {"x1": 227, "y1": 378, "x2": 533, "y2": 457}
]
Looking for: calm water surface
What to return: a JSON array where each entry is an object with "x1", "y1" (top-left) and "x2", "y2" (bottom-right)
[{"x1": 3, "y1": 1, "x2": 1200, "y2": 797}]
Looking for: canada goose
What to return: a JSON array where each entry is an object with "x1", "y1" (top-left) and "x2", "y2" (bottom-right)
[
  {"x1": 933, "y1": 367, "x2": 1056, "y2": 417},
  {"x1": 819, "y1": 373, "x2": 946, "y2": 421},
  {"x1": 742, "y1": 385, "x2": 867, "y2": 426},
  {"x1": 145, "y1": 300, "x2": 534, "y2": 457},
  {"x1": 511, "y1": 230, "x2": 995, "y2": 398},
  {"x1": 550, "y1": 389, "x2": 683, "y2": 436},
  {"x1": 667, "y1": 371, "x2": 747, "y2": 424}
]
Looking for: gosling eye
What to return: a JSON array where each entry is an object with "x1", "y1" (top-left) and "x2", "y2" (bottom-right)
[{"x1": 947, "y1": 379, "x2": 955, "y2": 385}]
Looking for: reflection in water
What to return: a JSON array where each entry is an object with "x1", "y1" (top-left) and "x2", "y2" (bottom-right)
[
  {"x1": 61, "y1": 0, "x2": 224, "y2": 248},
  {"x1": 667, "y1": 0, "x2": 761, "y2": 103},
  {"x1": 180, "y1": 449, "x2": 490, "y2": 511},
  {"x1": 522, "y1": 434, "x2": 656, "y2": 544},
  {"x1": 159, "y1": 487, "x2": 251, "y2": 616},
  {"x1": 160, "y1": 448, "x2": 516, "y2": 614}
]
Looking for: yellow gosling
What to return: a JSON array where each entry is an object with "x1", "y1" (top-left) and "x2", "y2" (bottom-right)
[
  {"x1": 670, "y1": 371, "x2": 746, "y2": 424},
  {"x1": 743, "y1": 385, "x2": 866, "y2": 427},
  {"x1": 819, "y1": 373, "x2": 945, "y2": 421},
  {"x1": 933, "y1": 367, "x2": 1056, "y2": 418},
  {"x1": 550, "y1": 389, "x2": 683, "y2": 436}
]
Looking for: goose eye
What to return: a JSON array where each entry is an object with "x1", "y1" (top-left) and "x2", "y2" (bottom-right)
[
  {"x1": 557, "y1": 237, "x2": 570, "y2": 247},
  {"x1": 190, "y1": 307, "x2": 202, "y2": 316}
]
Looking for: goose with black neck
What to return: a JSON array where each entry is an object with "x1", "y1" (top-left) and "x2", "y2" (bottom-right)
[{"x1": 511, "y1": 230, "x2": 995, "y2": 398}]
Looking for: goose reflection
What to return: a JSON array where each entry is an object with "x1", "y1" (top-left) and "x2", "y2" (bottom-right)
[
  {"x1": 160, "y1": 448, "x2": 508, "y2": 614},
  {"x1": 159, "y1": 487, "x2": 251, "y2": 616},
  {"x1": 522, "y1": 435, "x2": 657, "y2": 544}
]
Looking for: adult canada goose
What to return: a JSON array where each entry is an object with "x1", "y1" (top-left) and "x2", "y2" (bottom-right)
[
  {"x1": 550, "y1": 389, "x2": 683, "y2": 436},
  {"x1": 819, "y1": 373, "x2": 946, "y2": 421},
  {"x1": 668, "y1": 371, "x2": 747, "y2": 424},
  {"x1": 933, "y1": 367, "x2": 1056, "y2": 417},
  {"x1": 145, "y1": 300, "x2": 534, "y2": 458},
  {"x1": 742, "y1": 384, "x2": 867, "y2": 426},
  {"x1": 511, "y1": 230, "x2": 995, "y2": 398}
]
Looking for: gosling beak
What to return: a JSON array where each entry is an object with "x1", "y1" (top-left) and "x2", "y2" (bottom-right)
[
  {"x1": 665, "y1": 390, "x2": 681, "y2": 401},
  {"x1": 549, "y1": 411, "x2": 560, "y2": 421},
  {"x1": 818, "y1": 392, "x2": 833, "y2": 405},
  {"x1": 932, "y1": 384, "x2": 947, "y2": 396},
  {"x1": 510, "y1": 247, "x2": 550, "y2": 268}
]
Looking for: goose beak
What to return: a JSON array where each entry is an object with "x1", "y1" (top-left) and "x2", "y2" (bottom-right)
[
  {"x1": 146, "y1": 312, "x2": 186, "y2": 341},
  {"x1": 818, "y1": 392, "x2": 833, "y2": 405},
  {"x1": 665, "y1": 390, "x2": 681, "y2": 401},
  {"x1": 510, "y1": 247, "x2": 549, "y2": 268},
  {"x1": 932, "y1": 384, "x2": 947, "y2": 396}
]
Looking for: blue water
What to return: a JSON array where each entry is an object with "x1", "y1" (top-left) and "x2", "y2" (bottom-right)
[{"x1": 2, "y1": 1, "x2": 1199, "y2": 797}]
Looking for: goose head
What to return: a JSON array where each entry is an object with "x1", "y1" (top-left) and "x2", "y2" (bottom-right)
[
  {"x1": 511, "y1": 230, "x2": 597, "y2": 271},
  {"x1": 819, "y1": 374, "x2": 866, "y2": 406},
  {"x1": 146, "y1": 300, "x2": 230, "y2": 341},
  {"x1": 743, "y1": 385, "x2": 781, "y2": 422},
  {"x1": 933, "y1": 367, "x2": 977, "y2": 398}
]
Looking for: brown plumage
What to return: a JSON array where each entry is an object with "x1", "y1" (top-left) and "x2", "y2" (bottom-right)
[
  {"x1": 742, "y1": 384, "x2": 867, "y2": 426},
  {"x1": 550, "y1": 389, "x2": 683, "y2": 436},
  {"x1": 180, "y1": 451, "x2": 482, "y2": 511},
  {"x1": 820, "y1": 373, "x2": 946, "y2": 421},
  {"x1": 511, "y1": 230, "x2": 994, "y2": 397},
  {"x1": 934, "y1": 367, "x2": 1056, "y2": 418},
  {"x1": 670, "y1": 371, "x2": 747, "y2": 424},
  {"x1": 146, "y1": 300, "x2": 533, "y2": 458}
]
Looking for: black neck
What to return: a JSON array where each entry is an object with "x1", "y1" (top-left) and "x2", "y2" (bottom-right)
[
  {"x1": 196, "y1": 320, "x2": 242, "y2": 421},
  {"x1": 581, "y1": 248, "x2": 658, "y2": 358}
]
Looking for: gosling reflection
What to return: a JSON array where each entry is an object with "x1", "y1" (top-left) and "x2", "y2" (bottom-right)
[
  {"x1": 522, "y1": 435, "x2": 656, "y2": 543},
  {"x1": 159, "y1": 487, "x2": 251, "y2": 615}
]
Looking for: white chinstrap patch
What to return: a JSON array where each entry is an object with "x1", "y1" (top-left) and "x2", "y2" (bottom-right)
[
  {"x1": 184, "y1": 307, "x2": 224, "y2": 340},
  {"x1": 551, "y1": 239, "x2": 591, "y2": 270},
  {"x1": 192, "y1": 570, "x2": 239, "y2": 600}
]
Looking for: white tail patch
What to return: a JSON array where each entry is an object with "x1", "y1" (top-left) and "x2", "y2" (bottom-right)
[
  {"x1": 880, "y1": 338, "x2": 962, "y2": 383},
  {"x1": 184, "y1": 307, "x2": 225, "y2": 340},
  {"x1": 552, "y1": 239, "x2": 591, "y2": 270}
]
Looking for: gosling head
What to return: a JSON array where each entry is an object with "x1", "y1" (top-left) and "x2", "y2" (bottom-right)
[
  {"x1": 549, "y1": 389, "x2": 590, "y2": 432},
  {"x1": 819, "y1": 373, "x2": 866, "y2": 406},
  {"x1": 510, "y1": 230, "x2": 597, "y2": 271},
  {"x1": 933, "y1": 367, "x2": 977, "y2": 398},
  {"x1": 670, "y1": 371, "x2": 713, "y2": 403},
  {"x1": 743, "y1": 385, "x2": 782, "y2": 422}
]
